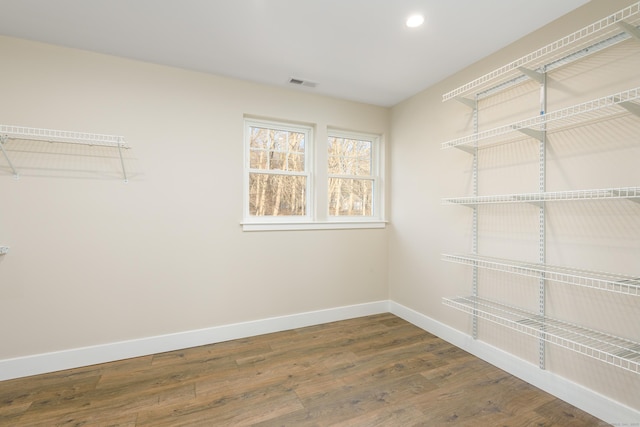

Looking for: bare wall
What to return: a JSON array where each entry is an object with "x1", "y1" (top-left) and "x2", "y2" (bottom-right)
[{"x1": 0, "y1": 36, "x2": 390, "y2": 359}]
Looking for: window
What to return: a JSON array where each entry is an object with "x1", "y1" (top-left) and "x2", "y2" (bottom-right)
[
  {"x1": 245, "y1": 119, "x2": 311, "y2": 219},
  {"x1": 243, "y1": 118, "x2": 384, "y2": 231},
  {"x1": 328, "y1": 132, "x2": 378, "y2": 217}
]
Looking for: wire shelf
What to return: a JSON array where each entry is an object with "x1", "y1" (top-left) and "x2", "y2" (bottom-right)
[
  {"x1": 441, "y1": 87, "x2": 640, "y2": 150},
  {"x1": 443, "y1": 295, "x2": 640, "y2": 374},
  {"x1": 442, "y1": 187, "x2": 640, "y2": 206},
  {"x1": 0, "y1": 124, "x2": 128, "y2": 148},
  {"x1": 0, "y1": 124, "x2": 129, "y2": 182},
  {"x1": 442, "y1": 253, "x2": 640, "y2": 296},
  {"x1": 442, "y1": 2, "x2": 640, "y2": 102}
]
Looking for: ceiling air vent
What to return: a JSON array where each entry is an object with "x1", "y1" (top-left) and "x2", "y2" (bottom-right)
[{"x1": 289, "y1": 77, "x2": 317, "y2": 88}]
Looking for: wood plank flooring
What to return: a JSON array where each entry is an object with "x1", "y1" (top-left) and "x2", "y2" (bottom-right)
[{"x1": 0, "y1": 313, "x2": 609, "y2": 426}]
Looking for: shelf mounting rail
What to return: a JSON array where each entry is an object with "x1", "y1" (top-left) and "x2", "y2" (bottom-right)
[{"x1": 0, "y1": 124, "x2": 129, "y2": 182}]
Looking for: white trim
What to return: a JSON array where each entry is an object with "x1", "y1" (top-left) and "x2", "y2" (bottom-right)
[
  {"x1": 0, "y1": 301, "x2": 389, "y2": 382},
  {"x1": 241, "y1": 220, "x2": 387, "y2": 231},
  {"x1": 388, "y1": 301, "x2": 640, "y2": 426}
]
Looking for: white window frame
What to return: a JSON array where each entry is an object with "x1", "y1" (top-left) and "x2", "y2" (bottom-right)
[
  {"x1": 326, "y1": 129, "x2": 384, "y2": 223},
  {"x1": 243, "y1": 118, "x2": 313, "y2": 225},
  {"x1": 242, "y1": 118, "x2": 385, "y2": 231}
]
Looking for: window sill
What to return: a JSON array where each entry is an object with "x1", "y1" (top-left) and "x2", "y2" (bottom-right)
[{"x1": 241, "y1": 220, "x2": 387, "y2": 232}]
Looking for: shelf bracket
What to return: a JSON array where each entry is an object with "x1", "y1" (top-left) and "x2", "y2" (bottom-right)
[
  {"x1": 517, "y1": 67, "x2": 545, "y2": 84},
  {"x1": 454, "y1": 96, "x2": 476, "y2": 109},
  {"x1": 0, "y1": 135, "x2": 19, "y2": 180},
  {"x1": 617, "y1": 21, "x2": 640, "y2": 42},
  {"x1": 454, "y1": 145, "x2": 476, "y2": 154},
  {"x1": 116, "y1": 139, "x2": 128, "y2": 183},
  {"x1": 619, "y1": 101, "x2": 640, "y2": 118},
  {"x1": 514, "y1": 127, "x2": 544, "y2": 141}
]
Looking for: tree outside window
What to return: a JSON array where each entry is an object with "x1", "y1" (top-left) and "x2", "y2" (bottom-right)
[
  {"x1": 246, "y1": 120, "x2": 311, "y2": 218},
  {"x1": 328, "y1": 133, "x2": 377, "y2": 217}
]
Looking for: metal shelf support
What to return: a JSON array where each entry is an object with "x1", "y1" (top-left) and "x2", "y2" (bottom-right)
[
  {"x1": 455, "y1": 97, "x2": 476, "y2": 109},
  {"x1": 471, "y1": 95, "x2": 479, "y2": 340},
  {"x1": 515, "y1": 127, "x2": 544, "y2": 141},
  {"x1": 618, "y1": 20, "x2": 640, "y2": 41},
  {"x1": 518, "y1": 67, "x2": 545, "y2": 84},
  {"x1": 538, "y1": 69, "x2": 548, "y2": 370},
  {"x1": 0, "y1": 135, "x2": 19, "y2": 179},
  {"x1": 454, "y1": 145, "x2": 476, "y2": 154}
]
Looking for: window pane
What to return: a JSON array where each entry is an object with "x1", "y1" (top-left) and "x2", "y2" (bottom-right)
[
  {"x1": 250, "y1": 149, "x2": 267, "y2": 169},
  {"x1": 287, "y1": 153, "x2": 305, "y2": 172},
  {"x1": 288, "y1": 132, "x2": 305, "y2": 152},
  {"x1": 273, "y1": 131, "x2": 288, "y2": 151},
  {"x1": 250, "y1": 126, "x2": 306, "y2": 172},
  {"x1": 250, "y1": 127, "x2": 270, "y2": 149},
  {"x1": 328, "y1": 178, "x2": 373, "y2": 216},
  {"x1": 249, "y1": 173, "x2": 306, "y2": 216},
  {"x1": 328, "y1": 137, "x2": 371, "y2": 175},
  {"x1": 269, "y1": 151, "x2": 285, "y2": 170}
]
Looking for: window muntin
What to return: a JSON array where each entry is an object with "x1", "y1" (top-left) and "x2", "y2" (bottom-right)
[
  {"x1": 245, "y1": 120, "x2": 311, "y2": 218},
  {"x1": 328, "y1": 133, "x2": 378, "y2": 217}
]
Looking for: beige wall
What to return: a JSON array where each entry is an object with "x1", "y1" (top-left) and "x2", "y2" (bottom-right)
[
  {"x1": 2, "y1": 0, "x2": 639, "y2": 415},
  {"x1": 0, "y1": 36, "x2": 390, "y2": 358},
  {"x1": 389, "y1": 0, "x2": 640, "y2": 411}
]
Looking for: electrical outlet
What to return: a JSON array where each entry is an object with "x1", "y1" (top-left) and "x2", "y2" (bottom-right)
[{"x1": 0, "y1": 246, "x2": 9, "y2": 255}]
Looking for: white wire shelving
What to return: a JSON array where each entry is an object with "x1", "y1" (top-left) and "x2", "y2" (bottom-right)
[
  {"x1": 442, "y1": 1, "x2": 640, "y2": 102},
  {"x1": 442, "y1": 186, "x2": 640, "y2": 206},
  {"x1": 442, "y1": 253, "x2": 640, "y2": 297},
  {"x1": 441, "y1": 87, "x2": 640, "y2": 150},
  {"x1": 441, "y1": 2, "x2": 640, "y2": 377},
  {"x1": 0, "y1": 124, "x2": 128, "y2": 147},
  {"x1": 443, "y1": 296, "x2": 640, "y2": 374},
  {"x1": 0, "y1": 124, "x2": 129, "y2": 182}
]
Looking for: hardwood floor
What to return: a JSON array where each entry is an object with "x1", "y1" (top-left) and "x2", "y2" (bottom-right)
[{"x1": 0, "y1": 314, "x2": 609, "y2": 426}]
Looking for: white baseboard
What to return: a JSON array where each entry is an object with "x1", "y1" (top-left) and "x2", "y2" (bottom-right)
[
  {"x1": 388, "y1": 301, "x2": 640, "y2": 426},
  {"x1": 2, "y1": 299, "x2": 638, "y2": 425},
  {"x1": 0, "y1": 300, "x2": 389, "y2": 382}
]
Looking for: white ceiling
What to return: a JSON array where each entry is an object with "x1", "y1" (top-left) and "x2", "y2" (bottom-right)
[{"x1": 0, "y1": 0, "x2": 590, "y2": 107}]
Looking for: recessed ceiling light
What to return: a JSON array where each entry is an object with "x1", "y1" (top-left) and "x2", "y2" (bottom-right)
[{"x1": 406, "y1": 14, "x2": 424, "y2": 28}]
